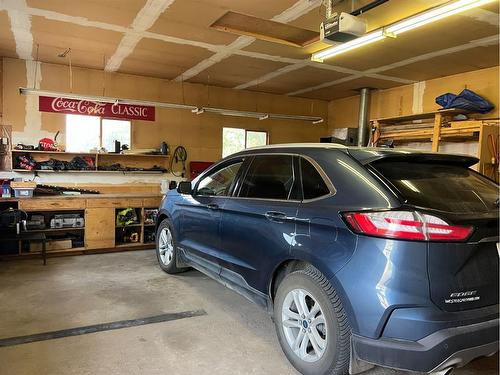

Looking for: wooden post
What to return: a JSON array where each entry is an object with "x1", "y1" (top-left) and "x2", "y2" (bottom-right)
[{"x1": 432, "y1": 113, "x2": 442, "y2": 152}]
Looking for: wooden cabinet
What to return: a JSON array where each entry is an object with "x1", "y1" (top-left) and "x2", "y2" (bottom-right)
[
  {"x1": 86, "y1": 198, "x2": 143, "y2": 208},
  {"x1": 143, "y1": 197, "x2": 162, "y2": 207},
  {"x1": 19, "y1": 198, "x2": 86, "y2": 211},
  {"x1": 1, "y1": 193, "x2": 162, "y2": 260},
  {"x1": 85, "y1": 208, "x2": 115, "y2": 249}
]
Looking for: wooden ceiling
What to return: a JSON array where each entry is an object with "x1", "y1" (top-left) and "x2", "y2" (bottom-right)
[{"x1": 0, "y1": 0, "x2": 498, "y2": 101}]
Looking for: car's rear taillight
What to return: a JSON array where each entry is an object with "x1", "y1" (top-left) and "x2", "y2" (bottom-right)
[{"x1": 343, "y1": 210, "x2": 473, "y2": 241}]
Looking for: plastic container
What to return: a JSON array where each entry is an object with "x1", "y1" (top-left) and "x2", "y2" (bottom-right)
[
  {"x1": 10, "y1": 181, "x2": 36, "y2": 198},
  {"x1": 13, "y1": 187, "x2": 34, "y2": 198}
]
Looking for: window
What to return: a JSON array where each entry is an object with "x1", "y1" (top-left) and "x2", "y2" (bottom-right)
[
  {"x1": 222, "y1": 128, "x2": 267, "y2": 158},
  {"x1": 196, "y1": 161, "x2": 243, "y2": 197},
  {"x1": 101, "y1": 119, "x2": 131, "y2": 152},
  {"x1": 66, "y1": 115, "x2": 131, "y2": 152},
  {"x1": 372, "y1": 161, "x2": 499, "y2": 213},
  {"x1": 238, "y1": 155, "x2": 294, "y2": 200},
  {"x1": 300, "y1": 158, "x2": 330, "y2": 200}
]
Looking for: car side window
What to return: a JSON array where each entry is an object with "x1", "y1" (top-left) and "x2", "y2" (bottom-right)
[
  {"x1": 196, "y1": 161, "x2": 243, "y2": 197},
  {"x1": 300, "y1": 157, "x2": 330, "y2": 200},
  {"x1": 238, "y1": 155, "x2": 295, "y2": 200}
]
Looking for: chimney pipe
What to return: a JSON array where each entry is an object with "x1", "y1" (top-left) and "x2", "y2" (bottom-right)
[{"x1": 357, "y1": 87, "x2": 371, "y2": 147}]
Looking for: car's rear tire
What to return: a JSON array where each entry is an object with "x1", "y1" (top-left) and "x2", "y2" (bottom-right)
[
  {"x1": 273, "y1": 265, "x2": 351, "y2": 375},
  {"x1": 155, "y1": 219, "x2": 187, "y2": 274}
]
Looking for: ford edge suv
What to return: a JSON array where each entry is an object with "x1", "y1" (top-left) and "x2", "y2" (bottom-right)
[{"x1": 155, "y1": 144, "x2": 499, "y2": 375}]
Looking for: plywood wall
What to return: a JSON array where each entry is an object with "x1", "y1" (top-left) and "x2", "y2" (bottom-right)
[
  {"x1": 328, "y1": 66, "x2": 500, "y2": 131},
  {"x1": 1, "y1": 57, "x2": 329, "y2": 164}
]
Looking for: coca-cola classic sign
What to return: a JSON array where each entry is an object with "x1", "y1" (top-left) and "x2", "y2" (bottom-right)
[{"x1": 38, "y1": 95, "x2": 155, "y2": 121}]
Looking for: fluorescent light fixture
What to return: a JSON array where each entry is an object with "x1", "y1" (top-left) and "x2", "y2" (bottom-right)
[
  {"x1": 312, "y1": 29, "x2": 384, "y2": 61},
  {"x1": 19, "y1": 88, "x2": 324, "y2": 124},
  {"x1": 386, "y1": 0, "x2": 496, "y2": 35},
  {"x1": 312, "y1": 0, "x2": 496, "y2": 61}
]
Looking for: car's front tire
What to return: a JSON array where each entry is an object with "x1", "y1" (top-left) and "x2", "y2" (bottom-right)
[
  {"x1": 155, "y1": 219, "x2": 186, "y2": 274},
  {"x1": 273, "y1": 266, "x2": 351, "y2": 375}
]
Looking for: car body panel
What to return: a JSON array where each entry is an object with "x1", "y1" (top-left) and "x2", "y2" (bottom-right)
[{"x1": 157, "y1": 144, "x2": 499, "y2": 373}]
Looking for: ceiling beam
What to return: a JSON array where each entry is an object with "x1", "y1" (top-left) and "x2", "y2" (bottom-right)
[
  {"x1": 0, "y1": 1, "x2": 414, "y2": 88},
  {"x1": 4, "y1": 0, "x2": 33, "y2": 60},
  {"x1": 286, "y1": 34, "x2": 500, "y2": 97},
  {"x1": 105, "y1": 0, "x2": 176, "y2": 72},
  {"x1": 234, "y1": 4, "x2": 500, "y2": 94},
  {"x1": 173, "y1": 0, "x2": 323, "y2": 82}
]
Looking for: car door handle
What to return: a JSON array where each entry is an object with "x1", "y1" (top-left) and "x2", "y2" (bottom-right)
[
  {"x1": 206, "y1": 204, "x2": 219, "y2": 210},
  {"x1": 265, "y1": 211, "x2": 288, "y2": 222}
]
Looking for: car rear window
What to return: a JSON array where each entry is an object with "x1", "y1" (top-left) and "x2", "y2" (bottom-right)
[{"x1": 371, "y1": 161, "x2": 499, "y2": 213}]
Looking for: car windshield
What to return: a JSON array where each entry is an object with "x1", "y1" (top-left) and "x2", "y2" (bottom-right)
[{"x1": 371, "y1": 160, "x2": 499, "y2": 213}]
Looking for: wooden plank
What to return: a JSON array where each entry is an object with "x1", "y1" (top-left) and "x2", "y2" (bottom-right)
[
  {"x1": 211, "y1": 11, "x2": 320, "y2": 48},
  {"x1": 478, "y1": 123, "x2": 499, "y2": 181},
  {"x1": 19, "y1": 198, "x2": 86, "y2": 211},
  {"x1": 432, "y1": 113, "x2": 443, "y2": 152},
  {"x1": 372, "y1": 108, "x2": 470, "y2": 124},
  {"x1": 85, "y1": 207, "x2": 115, "y2": 249},
  {"x1": 143, "y1": 197, "x2": 161, "y2": 207},
  {"x1": 86, "y1": 198, "x2": 143, "y2": 208}
]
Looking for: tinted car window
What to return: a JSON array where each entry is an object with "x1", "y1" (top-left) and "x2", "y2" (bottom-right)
[
  {"x1": 372, "y1": 161, "x2": 499, "y2": 213},
  {"x1": 300, "y1": 158, "x2": 330, "y2": 200},
  {"x1": 197, "y1": 161, "x2": 243, "y2": 197},
  {"x1": 238, "y1": 155, "x2": 294, "y2": 200}
]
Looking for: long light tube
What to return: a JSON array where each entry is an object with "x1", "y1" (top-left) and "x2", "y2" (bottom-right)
[
  {"x1": 18, "y1": 87, "x2": 324, "y2": 124},
  {"x1": 386, "y1": 0, "x2": 496, "y2": 35},
  {"x1": 312, "y1": 30, "x2": 385, "y2": 61},
  {"x1": 312, "y1": 0, "x2": 496, "y2": 62}
]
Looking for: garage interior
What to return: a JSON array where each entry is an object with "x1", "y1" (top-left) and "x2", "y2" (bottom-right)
[{"x1": 0, "y1": 0, "x2": 498, "y2": 374}]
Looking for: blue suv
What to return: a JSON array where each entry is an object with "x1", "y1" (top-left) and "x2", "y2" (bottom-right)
[{"x1": 156, "y1": 144, "x2": 499, "y2": 375}]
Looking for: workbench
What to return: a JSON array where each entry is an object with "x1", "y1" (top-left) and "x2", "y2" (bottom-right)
[{"x1": 0, "y1": 193, "x2": 163, "y2": 260}]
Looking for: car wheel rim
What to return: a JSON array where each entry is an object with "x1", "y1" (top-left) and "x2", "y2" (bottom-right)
[
  {"x1": 281, "y1": 288, "x2": 327, "y2": 363},
  {"x1": 158, "y1": 227, "x2": 174, "y2": 266}
]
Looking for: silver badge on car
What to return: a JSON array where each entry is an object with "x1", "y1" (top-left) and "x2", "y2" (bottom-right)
[{"x1": 445, "y1": 290, "x2": 480, "y2": 304}]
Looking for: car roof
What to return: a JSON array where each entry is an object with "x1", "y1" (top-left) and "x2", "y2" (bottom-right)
[{"x1": 232, "y1": 143, "x2": 479, "y2": 167}]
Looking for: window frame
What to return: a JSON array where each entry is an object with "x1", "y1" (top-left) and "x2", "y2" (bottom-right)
[
  {"x1": 65, "y1": 115, "x2": 132, "y2": 152},
  {"x1": 298, "y1": 156, "x2": 333, "y2": 202},
  {"x1": 222, "y1": 127, "x2": 268, "y2": 157},
  {"x1": 193, "y1": 156, "x2": 248, "y2": 198},
  {"x1": 235, "y1": 154, "x2": 297, "y2": 201},
  {"x1": 193, "y1": 152, "x2": 336, "y2": 203}
]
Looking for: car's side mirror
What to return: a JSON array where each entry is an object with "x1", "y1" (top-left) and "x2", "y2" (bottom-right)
[{"x1": 177, "y1": 181, "x2": 192, "y2": 195}]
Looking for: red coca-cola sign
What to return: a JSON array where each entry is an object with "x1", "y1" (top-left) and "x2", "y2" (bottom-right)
[{"x1": 38, "y1": 96, "x2": 155, "y2": 121}]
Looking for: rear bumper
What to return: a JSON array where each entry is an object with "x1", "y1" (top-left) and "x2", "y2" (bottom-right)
[{"x1": 352, "y1": 318, "x2": 499, "y2": 373}]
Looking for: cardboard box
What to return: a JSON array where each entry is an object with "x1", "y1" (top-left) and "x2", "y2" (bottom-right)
[{"x1": 30, "y1": 239, "x2": 73, "y2": 252}]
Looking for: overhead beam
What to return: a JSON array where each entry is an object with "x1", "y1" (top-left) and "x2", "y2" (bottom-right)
[
  {"x1": 173, "y1": 0, "x2": 323, "y2": 82},
  {"x1": 287, "y1": 34, "x2": 500, "y2": 96},
  {"x1": 105, "y1": 0, "x2": 176, "y2": 72},
  {"x1": 4, "y1": 0, "x2": 33, "y2": 60}
]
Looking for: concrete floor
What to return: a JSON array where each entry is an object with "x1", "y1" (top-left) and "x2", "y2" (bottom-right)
[{"x1": 0, "y1": 250, "x2": 497, "y2": 375}]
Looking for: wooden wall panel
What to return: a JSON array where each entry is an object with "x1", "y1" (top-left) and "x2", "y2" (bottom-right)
[
  {"x1": 2, "y1": 58, "x2": 328, "y2": 168},
  {"x1": 328, "y1": 66, "x2": 499, "y2": 131}
]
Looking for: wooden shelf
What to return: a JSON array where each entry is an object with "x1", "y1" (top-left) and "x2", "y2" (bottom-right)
[
  {"x1": 116, "y1": 224, "x2": 142, "y2": 228},
  {"x1": 27, "y1": 227, "x2": 84, "y2": 233},
  {"x1": 9, "y1": 150, "x2": 169, "y2": 174},
  {"x1": 373, "y1": 108, "x2": 470, "y2": 125},
  {"x1": 114, "y1": 242, "x2": 148, "y2": 248},
  {"x1": 22, "y1": 247, "x2": 86, "y2": 255},
  {"x1": 12, "y1": 169, "x2": 166, "y2": 174},
  {"x1": 11, "y1": 150, "x2": 96, "y2": 156}
]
